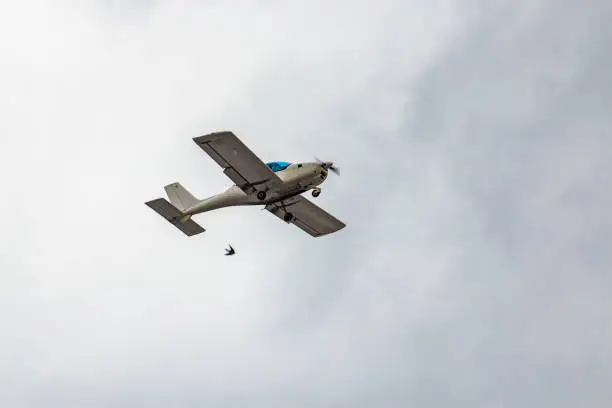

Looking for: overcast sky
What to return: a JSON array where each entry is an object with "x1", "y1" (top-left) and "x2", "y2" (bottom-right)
[{"x1": 1, "y1": 1, "x2": 610, "y2": 407}]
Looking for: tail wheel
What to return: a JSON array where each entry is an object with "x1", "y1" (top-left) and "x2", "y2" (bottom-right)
[
  {"x1": 257, "y1": 191, "x2": 267, "y2": 200},
  {"x1": 312, "y1": 189, "x2": 321, "y2": 197},
  {"x1": 283, "y1": 212, "x2": 293, "y2": 222}
]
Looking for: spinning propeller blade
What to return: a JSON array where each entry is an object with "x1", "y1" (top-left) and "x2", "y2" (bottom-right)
[{"x1": 314, "y1": 156, "x2": 340, "y2": 176}]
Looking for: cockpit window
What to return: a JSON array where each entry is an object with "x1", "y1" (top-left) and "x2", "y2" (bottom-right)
[{"x1": 266, "y1": 161, "x2": 291, "y2": 172}]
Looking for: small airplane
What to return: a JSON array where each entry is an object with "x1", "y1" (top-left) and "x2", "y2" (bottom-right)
[
  {"x1": 145, "y1": 131, "x2": 345, "y2": 238},
  {"x1": 224, "y1": 245, "x2": 235, "y2": 256}
]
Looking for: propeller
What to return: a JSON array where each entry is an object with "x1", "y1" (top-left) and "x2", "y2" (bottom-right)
[{"x1": 315, "y1": 156, "x2": 340, "y2": 175}]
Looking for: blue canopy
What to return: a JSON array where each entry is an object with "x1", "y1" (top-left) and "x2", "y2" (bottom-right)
[{"x1": 266, "y1": 161, "x2": 292, "y2": 172}]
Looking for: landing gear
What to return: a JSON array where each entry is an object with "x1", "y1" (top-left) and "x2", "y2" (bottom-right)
[
  {"x1": 257, "y1": 191, "x2": 267, "y2": 200},
  {"x1": 312, "y1": 188, "x2": 321, "y2": 197},
  {"x1": 283, "y1": 212, "x2": 293, "y2": 222}
]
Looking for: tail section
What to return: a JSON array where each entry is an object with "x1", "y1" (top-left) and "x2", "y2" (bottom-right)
[
  {"x1": 145, "y1": 198, "x2": 205, "y2": 236},
  {"x1": 164, "y1": 182, "x2": 199, "y2": 211}
]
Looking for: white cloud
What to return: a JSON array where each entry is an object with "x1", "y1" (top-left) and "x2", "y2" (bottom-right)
[{"x1": 1, "y1": 0, "x2": 610, "y2": 407}]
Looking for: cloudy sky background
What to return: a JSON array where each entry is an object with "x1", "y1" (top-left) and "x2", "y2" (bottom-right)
[{"x1": 1, "y1": 0, "x2": 610, "y2": 407}]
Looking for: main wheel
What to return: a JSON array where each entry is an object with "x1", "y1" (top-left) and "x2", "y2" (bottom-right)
[
  {"x1": 257, "y1": 191, "x2": 267, "y2": 200},
  {"x1": 312, "y1": 189, "x2": 321, "y2": 197},
  {"x1": 283, "y1": 212, "x2": 293, "y2": 222}
]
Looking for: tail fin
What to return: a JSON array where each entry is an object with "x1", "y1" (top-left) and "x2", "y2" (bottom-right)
[{"x1": 164, "y1": 182, "x2": 199, "y2": 211}]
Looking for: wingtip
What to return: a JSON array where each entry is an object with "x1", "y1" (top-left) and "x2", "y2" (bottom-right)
[{"x1": 194, "y1": 131, "x2": 233, "y2": 142}]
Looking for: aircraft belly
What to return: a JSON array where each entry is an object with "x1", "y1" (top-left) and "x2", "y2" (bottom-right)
[
  {"x1": 268, "y1": 170, "x2": 321, "y2": 202},
  {"x1": 187, "y1": 187, "x2": 251, "y2": 214},
  {"x1": 186, "y1": 166, "x2": 323, "y2": 214}
]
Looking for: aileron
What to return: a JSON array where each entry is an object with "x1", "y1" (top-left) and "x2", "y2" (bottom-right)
[{"x1": 193, "y1": 131, "x2": 281, "y2": 194}]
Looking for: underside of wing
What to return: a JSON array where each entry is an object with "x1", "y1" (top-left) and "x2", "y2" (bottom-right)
[
  {"x1": 266, "y1": 195, "x2": 346, "y2": 237},
  {"x1": 193, "y1": 131, "x2": 281, "y2": 194}
]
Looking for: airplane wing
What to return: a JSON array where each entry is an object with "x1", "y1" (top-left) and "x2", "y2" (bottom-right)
[
  {"x1": 265, "y1": 195, "x2": 346, "y2": 237},
  {"x1": 193, "y1": 131, "x2": 282, "y2": 195}
]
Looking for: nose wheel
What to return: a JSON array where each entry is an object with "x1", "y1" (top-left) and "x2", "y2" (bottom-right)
[
  {"x1": 311, "y1": 188, "x2": 321, "y2": 197},
  {"x1": 257, "y1": 191, "x2": 267, "y2": 200}
]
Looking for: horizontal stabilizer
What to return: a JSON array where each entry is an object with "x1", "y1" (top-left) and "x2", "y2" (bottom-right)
[{"x1": 145, "y1": 198, "x2": 205, "y2": 236}]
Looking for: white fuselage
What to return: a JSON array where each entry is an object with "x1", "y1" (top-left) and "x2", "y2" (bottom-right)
[{"x1": 183, "y1": 163, "x2": 327, "y2": 216}]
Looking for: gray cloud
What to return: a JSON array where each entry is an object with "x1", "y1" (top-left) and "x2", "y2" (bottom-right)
[{"x1": 0, "y1": 0, "x2": 610, "y2": 407}]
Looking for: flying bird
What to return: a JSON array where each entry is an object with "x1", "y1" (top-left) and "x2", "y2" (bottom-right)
[{"x1": 224, "y1": 245, "x2": 235, "y2": 256}]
